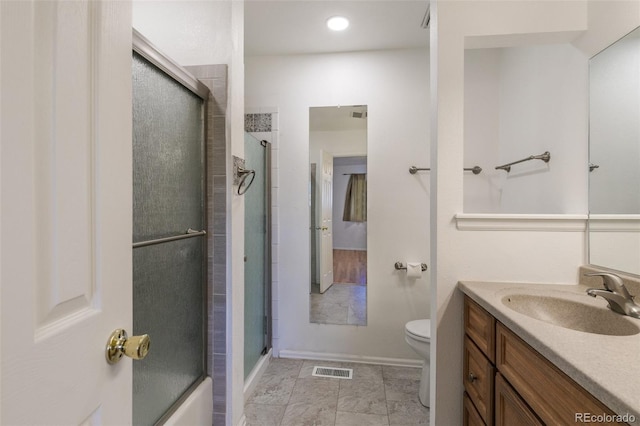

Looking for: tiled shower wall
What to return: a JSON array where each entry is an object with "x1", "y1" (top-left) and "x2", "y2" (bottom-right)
[{"x1": 186, "y1": 64, "x2": 228, "y2": 425}]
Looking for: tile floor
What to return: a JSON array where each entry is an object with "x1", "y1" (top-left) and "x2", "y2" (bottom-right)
[
  {"x1": 245, "y1": 358, "x2": 429, "y2": 425},
  {"x1": 309, "y1": 283, "x2": 367, "y2": 326}
]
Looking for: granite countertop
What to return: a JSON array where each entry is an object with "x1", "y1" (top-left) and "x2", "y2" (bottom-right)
[{"x1": 458, "y1": 280, "x2": 640, "y2": 425}]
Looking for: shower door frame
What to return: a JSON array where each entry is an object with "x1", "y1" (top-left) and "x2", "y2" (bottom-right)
[
  {"x1": 133, "y1": 30, "x2": 210, "y2": 100},
  {"x1": 132, "y1": 29, "x2": 210, "y2": 425},
  {"x1": 243, "y1": 136, "x2": 273, "y2": 377},
  {"x1": 263, "y1": 140, "x2": 273, "y2": 353}
]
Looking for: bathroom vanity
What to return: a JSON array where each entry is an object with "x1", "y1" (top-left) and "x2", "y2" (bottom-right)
[{"x1": 459, "y1": 280, "x2": 640, "y2": 426}]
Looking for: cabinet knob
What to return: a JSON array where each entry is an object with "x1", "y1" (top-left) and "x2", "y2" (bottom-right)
[{"x1": 468, "y1": 373, "x2": 477, "y2": 383}]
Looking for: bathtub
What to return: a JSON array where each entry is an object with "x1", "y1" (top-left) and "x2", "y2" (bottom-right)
[{"x1": 164, "y1": 377, "x2": 213, "y2": 426}]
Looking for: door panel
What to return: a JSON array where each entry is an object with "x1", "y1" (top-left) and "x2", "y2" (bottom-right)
[
  {"x1": 1, "y1": 1, "x2": 133, "y2": 424},
  {"x1": 33, "y1": 0, "x2": 96, "y2": 330},
  {"x1": 319, "y1": 150, "x2": 334, "y2": 294}
]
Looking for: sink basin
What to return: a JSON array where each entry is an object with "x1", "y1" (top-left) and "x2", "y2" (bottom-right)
[{"x1": 501, "y1": 294, "x2": 640, "y2": 336}]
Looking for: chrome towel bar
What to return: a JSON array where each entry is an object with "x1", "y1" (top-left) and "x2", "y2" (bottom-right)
[
  {"x1": 133, "y1": 228, "x2": 206, "y2": 249},
  {"x1": 409, "y1": 166, "x2": 482, "y2": 175},
  {"x1": 409, "y1": 166, "x2": 431, "y2": 174},
  {"x1": 464, "y1": 166, "x2": 483, "y2": 175},
  {"x1": 495, "y1": 151, "x2": 551, "y2": 172}
]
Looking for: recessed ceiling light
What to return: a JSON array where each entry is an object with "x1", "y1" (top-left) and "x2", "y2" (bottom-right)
[{"x1": 327, "y1": 16, "x2": 349, "y2": 31}]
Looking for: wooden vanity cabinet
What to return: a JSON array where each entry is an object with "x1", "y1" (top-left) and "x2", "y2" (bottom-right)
[
  {"x1": 495, "y1": 372, "x2": 542, "y2": 426},
  {"x1": 496, "y1": 322, "x2": 623, "y2": 425},
  {"x1": 464, "y1": 392, "x2": 486, "y2": 426},
  {"x1": 463, "y1": 297, "x2": 496, "y2": 425},
  {"x1": 464, "y1": 296, "x2": 495, "y2": 362},
  {"x1": 463, "y1": 296, "x2": 626, "y2": 426},
  {"x1": 464, "y1": 336, "x2": 494, "y2": 423}
]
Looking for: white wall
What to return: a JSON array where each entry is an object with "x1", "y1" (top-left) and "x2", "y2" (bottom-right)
[
  {"x1": 590, "y1": 221, "x2": 640, "y2": 274},
  {"x1": 573, "y1": 0, "x2": 640, "y2": 57},
  {"x1": 463, "y1": 48, "x2": 502, "y2": 213},
  {"x1": 133, "y1": 1, "x2": 231, "y2": 66},
  {"x1": 310, "y1": 129, "x2": 367, "y2": 161},
  {"x1": 431, "y1": 1, "x2": 640, "y2": 425},
  {"x1": 464, "y1": 44, "x2": 588, "y2": 214},
  {"x1": 246, "y1": 48, "x2": 430, "y2": 362},
  {"x1": 498, "y1": 44, "x2": 588, "y2": 213}
]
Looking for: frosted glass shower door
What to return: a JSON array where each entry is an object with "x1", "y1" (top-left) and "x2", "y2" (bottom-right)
[
  {"x1": 132, "y1": 51, "x2": 206, "y2": 425},
  {"x1": 244, "y1": 133, "x2": 272, "y2": 378}
]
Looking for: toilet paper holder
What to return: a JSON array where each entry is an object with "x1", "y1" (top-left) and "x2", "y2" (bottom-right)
[{"x1": 394, "y1": 262, "x2": 428, "y2": 272}]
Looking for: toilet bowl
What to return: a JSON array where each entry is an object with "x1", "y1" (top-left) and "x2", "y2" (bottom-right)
[{"x1": 404, "y1": 319, "x2": 430, "y2": 407}]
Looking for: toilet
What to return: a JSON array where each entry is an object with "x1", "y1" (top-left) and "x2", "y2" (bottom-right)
[{"x1": 404, "y1": 319, "x2": 430, "y2": 407}]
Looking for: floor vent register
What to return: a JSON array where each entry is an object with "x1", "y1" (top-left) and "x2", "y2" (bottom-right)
[{"x1": 311, "y1": 366, "x2": 353, "y2": 379}]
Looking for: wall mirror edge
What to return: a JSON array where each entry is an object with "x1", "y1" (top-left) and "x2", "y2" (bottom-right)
[
  {"x1": 587, "y1": 25, "x2": 640, "y2": 277},
  {"x1": 309, "y1": 105, "x2": 368, "y2": 326}
]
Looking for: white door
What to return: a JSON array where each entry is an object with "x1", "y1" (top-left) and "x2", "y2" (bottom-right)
[
  {"x1": 1, "y1": 1, "x2": 133, "y2": 424},
  {"x1": 319, "y1": 151, "x2": 334, "y2": 294}
]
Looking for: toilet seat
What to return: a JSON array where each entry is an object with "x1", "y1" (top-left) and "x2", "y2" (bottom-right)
[{"x1": 405, "y1": 319, "x2": 430, "y2": 343}]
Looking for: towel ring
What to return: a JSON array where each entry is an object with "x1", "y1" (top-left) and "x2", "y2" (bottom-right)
[{"x1": 237, "y1": 167, "x2": 256, "y2": 195}]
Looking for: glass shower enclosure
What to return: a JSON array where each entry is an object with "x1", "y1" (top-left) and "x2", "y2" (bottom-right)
[
  {"x1": 244, "y1": 133, "x2": 272, "y2": 378},
  {"x1": 132, "y1": 31, "x2": 209, "y2": 425}
]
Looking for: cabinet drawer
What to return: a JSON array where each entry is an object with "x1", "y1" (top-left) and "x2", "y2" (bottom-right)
[
  {"x1": 495, "y1": 372, "x2": 543, "y2": 426},
  {"x1": 464, "y1": 336, "x2": 494, "y2": 425},
  {"x1": 464, "y1": 296, "x2": 495, "y2": 362},
  {"x1": 464, "y1": 392, "x2": 486, "y2": 426},
  {"x1": 496, "y1": 322, "x2": 624, "y2": 425}
]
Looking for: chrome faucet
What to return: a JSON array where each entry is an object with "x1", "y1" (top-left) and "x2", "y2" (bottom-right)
[{"x1": 585, "y1": 272, "x2": 640, "y2": 319}]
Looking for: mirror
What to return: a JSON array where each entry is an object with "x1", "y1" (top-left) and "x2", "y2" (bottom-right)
[
  {"x1": 589, "y1": 26, "x2": 640, "y2": 276},
  {"x1": 309, "y1": 105, "x2": 368, "y2": 325}
]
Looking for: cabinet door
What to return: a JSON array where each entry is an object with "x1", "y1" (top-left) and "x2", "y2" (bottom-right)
[
  {"x1": 495, "y1": 373, "x2": 543, "y2": 426},
  {"x1": 464, "y1": 392, "x2": 487, "y2": 426},
  {"x1": 464, "y1": 297, "x2": 496, "y2": 362},
  {"x1": 464, "y1": 336, "x2": 494, "y2": 424},
  {"x1": 496, "y1": 323, "x2": 623, "y2": 425}
]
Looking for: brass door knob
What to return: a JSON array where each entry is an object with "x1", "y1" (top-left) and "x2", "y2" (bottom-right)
[{"x1": 106, "y1": 329, "x2": 150, "y2": 364}]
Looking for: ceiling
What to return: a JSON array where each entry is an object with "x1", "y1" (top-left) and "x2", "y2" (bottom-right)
[
  {"x1": 310, "y1": 105, "x2": 368, "y2": 131},
  {"x1": 245, "y1": 0, "x2": 430, "y2": 56}
]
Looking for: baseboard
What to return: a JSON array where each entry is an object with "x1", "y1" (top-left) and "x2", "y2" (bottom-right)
[
  {"x1": 277, "y1": 349, "x2": 422, "y2": 368},
  {"x1": 243, "y1": 348, "x2": 273, "y2": 402}
]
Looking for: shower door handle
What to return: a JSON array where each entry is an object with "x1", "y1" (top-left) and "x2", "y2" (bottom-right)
[{"x1": 105, "y1": 329, "x2": 151, "y2": 364}]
